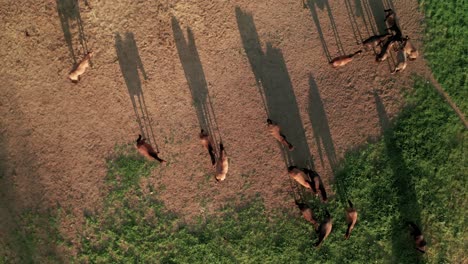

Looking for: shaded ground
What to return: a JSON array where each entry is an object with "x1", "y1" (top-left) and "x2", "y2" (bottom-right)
[{"x1": 0, "y1": 0, "x2": 429, "y2": 258}]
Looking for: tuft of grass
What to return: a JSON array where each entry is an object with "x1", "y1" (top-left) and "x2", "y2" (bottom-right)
[{"x1": 420, "y1": 0, "x2": 468, "y2": 114}]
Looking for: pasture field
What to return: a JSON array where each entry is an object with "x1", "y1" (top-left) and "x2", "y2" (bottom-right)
[
  {"x1": 77, "y1": 79, "x2": 468, "y2": 263},
  {"x1": 420, "y1": 0, "x2": 468, "y2": 115},
  {"x1": 0, "y1": 0, "x2": 466, "y2": 263},
  {"x1": 3, "y1": 78, "x2": 465, "y2": 263}
]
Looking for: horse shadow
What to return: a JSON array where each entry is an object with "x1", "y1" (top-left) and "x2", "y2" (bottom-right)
[
  {"x1": 305, "y1": 0, "x2": 345, "y2": 61},
  {"x1": 236, "y1": 7, "x2": 314, "y2": 169},
  {"x1": 56, "y1": 0, "x2": 89, "y2": 64},
  {"x1": 171, "y1": 17, "x2": 222, "y2": 154},
  {"x1": 374, "y1": 91, "x2": 423, "y2": 262},
  {"x1": 115, "y1": 32, "x2": 159, "y2": 150},
  {"x1": 308, "y1": 75, "x2": 337, "y2": 171}
]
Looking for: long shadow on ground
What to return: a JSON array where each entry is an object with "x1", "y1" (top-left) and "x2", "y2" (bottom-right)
[
  {"x1": 56, "y1": 0, "x2": 89, "y2": 64},
  {"x1": 236, "y1": 7, "x2": 313, "y2": 170},
  {"x1": 366, "y1": 0, "x2": 389, "y2": 34},
  {"x1": 171, "y1": 17, "x2": 222, "y2": 149},
  {"x1": 115, "y1": 32, "x2": 159, "y2": 149},
  {"x1": 351, "y1": 0, "x2": 394, "y2": 35},
  {"x1": 308, "y1": 75, "x2": 337, "y2": 171},
  {"x1": 374, "y1": 92, "x2": 425, "y2": 263},
  {"x1": 0, "y1": 125, "x2": 62, "y2": 262},
  {"x1": 305, "y1": 0, "x2": 345, "y2": 61}
]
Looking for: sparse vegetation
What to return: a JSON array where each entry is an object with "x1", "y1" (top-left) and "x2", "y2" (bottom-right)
[
  {"x1": 1, "y1": 209, "x2": 64, "y2": 263},
  {"x1": 420, "y1": 0, "x2": 468, "y2": 114}
]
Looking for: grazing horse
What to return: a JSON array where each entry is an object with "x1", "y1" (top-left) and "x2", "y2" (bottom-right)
[
  {"x1": 215, "y1": 142, "x2": 229, "y2": 182},
  {"x1": 384, "y1": 9, "x2": 402, "y2": 39},
  {"x1": 314, "y1": 210, "x2": 333, "y2": 247},
  {"x1": 295, "y1": 201, "x2": 319, "y2": 230},
  {"x1": 403, "y1": 39, "x2": 419, "y2": 61},
  {"x1": 69, "y1": 51, "x2": 94, "y2": 82},
  {"x1": 304, "y1": 169, "x2": 328, "y2": 203},
  {"x1": 391, "y1": 49, "x2": 408, "y2": 74},
  {"x1": 376, "y1": 38, "x2": 396, "y2": 62},
  {"x1": 362, "y1": 34, "x2": 392, "y2": 50},
  {"x1": 330, "y1": 50, "x2": 362, "y2": 68},
  {"x1": 199, "y1": 129, "x2": 216, "y2": 165},
  {"x1": 345, "y1": 200, "x2": 358, "y2": 239},
  {"x1": 267, "y1": 119, "x2": 294, "y2": 151},
  {"x1": 136, "y1": 134, "x2": 166, "y2": 164},
  {"x1": 408, "y1": 222, "x2": 427, "y2": 253},
  {"x1": 288, "y1": 166, "x2": 313, "y2": 190}
]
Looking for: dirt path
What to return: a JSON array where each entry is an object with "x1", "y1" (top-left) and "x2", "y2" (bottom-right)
[{"x1": 0, "y1": 0, "x2": 429, "y2": 256}]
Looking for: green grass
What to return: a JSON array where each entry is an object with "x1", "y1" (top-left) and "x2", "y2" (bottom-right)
[
  {"x1": 78, "y1": 144, "x2": 336, "y2": 263},
  {"x1": 76, "y1": 77, "x2": 466, "y2": 263},
  {"x1": 420, "y1": 0, "x2": 468, "y2": 114},
  {"x1": 5, "y1": 3, "x2": 467, "y2": 262},
  {"x1": 335, "y1": 77, "x2": 467, "y2": 263},
  {"x1": 1, "y1": 209, "x2": 64, "y2": 264},
  {"x1": 3, "y1": 80, "x2": 462, "y2": 263}
]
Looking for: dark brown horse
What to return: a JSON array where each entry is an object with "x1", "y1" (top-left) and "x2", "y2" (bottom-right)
[
  {"x1": 199, "y1": 129, "x2": 216, "y2": 165},
  {"x1": 136, "y1": 135, "x2": 166, "y2": 164},
  {"x1": 295, "y1": 201, "x2": 319, "y2": 230},
  {"x1": 314, "y1": 210, "x2": 333, "y2": 247},
  {"x1": 408, "y1": 222, "x2": 427, "y2": 253}
]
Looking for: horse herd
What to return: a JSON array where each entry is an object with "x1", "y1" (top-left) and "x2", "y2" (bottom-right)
[
  {"x1": 65, "y1": 6, "x2": 425, "y2": 254},
  {"x1": 136, "y1": 118, "x2": 425, "y2": 252},
  {"x1": 329, "y1": 9, "x2": 419, "y2": 74}
]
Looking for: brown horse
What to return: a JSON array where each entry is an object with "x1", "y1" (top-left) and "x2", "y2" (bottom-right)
[
  {"x1": 267, "y1": 119, "x2": 294, "y2": 151},
  {"x1": 199, "y1": 129, "x2": 216, "y2": 165},
  {"x1": 288, "y1": 166, "x2": 313, "y2": 190},
  {"x1": 304, "y1": 169, "x2": 328, "y2": 203},
  {"x1": 314, "y1": 210, "x2": 333, "y2": 247},
  {"x1": 408, "y1": 222, "x2": 427, "y2": 253},
  {"x1": 295, "y1": 201, "x2": 319, "y2": 230},
  {"x1": 403, "y1": 39, "x2": 419, "y2": 61},
  {"x1": 384, "y1": 9, "x2": 402, "y2": 38},
  {"x1": 215, "y1": 142, "x2": 229, "y2": 182},
  {"x1": 362, "y1": 34, "x2": 392, "y2": 50},
  {"x1": 136, "y1": 135, "x2": 166, "y2": 164},
  {"x1": 330, "y1": 50, "x2": 362, "y2": 68},
  {"x1": 345, "y1": 200, "x2": 358, "y2": 239},
  {"x1": 391, "y1": 49, "x2": 408, "y2": 74}
]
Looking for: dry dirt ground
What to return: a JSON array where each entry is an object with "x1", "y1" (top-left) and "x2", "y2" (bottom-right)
[{"x1": 0, "y1": 0, "x2": 428, "y2": 257}]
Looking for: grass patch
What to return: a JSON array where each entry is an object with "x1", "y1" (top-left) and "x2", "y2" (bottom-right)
[
  {"x1": 335, "y1": 77, "x2": 467, "y2": 263},
  {"x1": 420, "y1": 0, "x2": 468, "y2": 114},
  {"x1": 1, "y1": 209, "x2": 64, "y2": 264},
  {"x1": 5, "y1": 80, "x2": 463, "y2": 263},
  {"x1": 77, "y1": 143, "x2": 366, "y2": 263},
  {"x1": 77, "y1": 83, "x2": 467, "y2": 263},
  {"x1": 76, "y1": 78, "x2": 466, "y2": 263},
  {"x1": 105, "y1": 144, "x2": 157, "y2": 197}
]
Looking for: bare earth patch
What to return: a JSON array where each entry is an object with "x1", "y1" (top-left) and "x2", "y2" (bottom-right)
[{"x1": 0, "y1": 0, "x2": 429, "y2": 257}]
